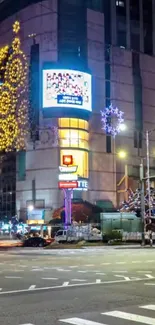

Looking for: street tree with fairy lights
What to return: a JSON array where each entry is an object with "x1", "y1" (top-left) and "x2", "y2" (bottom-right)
[
  {"x1": 0, "y1": 21, "x2": 29, "y2": 152},
  {"x1": 120, "y1": 187, "x2": 155, "y2": 218}
]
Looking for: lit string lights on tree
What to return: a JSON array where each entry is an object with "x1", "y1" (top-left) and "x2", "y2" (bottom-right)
[
  {"x1": 120, "y1": 188, "x2": 155, "y2": 216},
  {"x1": 101, "y1": 103, "x2": 124, "y2": 137},
  {"x1": 0, "y1": 21, "x2": 28, "y2": 152}
]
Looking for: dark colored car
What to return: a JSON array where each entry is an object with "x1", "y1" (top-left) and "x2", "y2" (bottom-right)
[{"x1": 23, "y1": 237, "x2": 49, "y2": 247}]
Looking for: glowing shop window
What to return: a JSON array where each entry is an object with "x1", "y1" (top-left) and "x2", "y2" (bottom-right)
[
  {"x1": 59, "y1": 118, "x2": 70, "y2": 128},
  {"x1": 84, "y1": 121, "x2": 89, "y2": 130},
  {"x1": 58, "y1": 118, "x2": 89, "y2": 130},
  {"x1": 60, "y1": 149, "x2": 89, "y2": 179},
  {"x1": 59, "y1": 129, "x2": 89, "y2": 149},
  {"x1": 70, "y1": 118, "x2": 78, "y2": 128},
  {"x1": 70, "y1": 130, "x2": 79, "y2": 147}
]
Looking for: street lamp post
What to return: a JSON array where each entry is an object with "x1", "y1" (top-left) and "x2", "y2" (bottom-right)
[{"x1": 146, "y1": 130, "x2": 151, "y2": 219}]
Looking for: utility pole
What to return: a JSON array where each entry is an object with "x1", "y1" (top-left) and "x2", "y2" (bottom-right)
[{"x1": 140, "y1": 160, "x2": 145, "y2": 246}]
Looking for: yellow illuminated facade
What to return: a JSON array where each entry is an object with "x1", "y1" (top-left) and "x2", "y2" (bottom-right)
[
  {"x1": 59, "y1": 118, "x2": 89, "y2": 179},
  {"x1": 0, "y1": 21, "x2": 28, "y2": 152}
]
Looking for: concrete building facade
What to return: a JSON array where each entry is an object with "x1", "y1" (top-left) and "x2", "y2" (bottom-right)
[{"x1": 0, "y1": 0, "x2": 154, "y2": 221}]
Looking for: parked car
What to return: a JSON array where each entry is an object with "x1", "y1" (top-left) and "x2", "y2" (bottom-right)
[{"x1": 23, "y1": 237, "x2": 51, "y2": 247}]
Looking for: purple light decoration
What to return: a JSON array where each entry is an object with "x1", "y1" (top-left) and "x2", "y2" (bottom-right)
[
  {"x1": 101, "y1": 103, "x2": 124, "y2": 137},
  {"x1": 63, "y1": 189, "x2": 72, "y2": 226}
]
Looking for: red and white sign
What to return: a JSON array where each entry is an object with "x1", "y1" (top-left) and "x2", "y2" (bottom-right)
[
  {"x1": 63, "y1": 155, "x2": 73, "y2": 166},
  {"x1": 58, "y1": 181, "x2": 78, "y2": 189}
]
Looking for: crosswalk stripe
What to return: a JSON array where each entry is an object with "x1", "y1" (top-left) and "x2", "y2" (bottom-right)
[
  {"x1": 102, "y1": 311, "x2": 155, "y2": 324},
  {"x1": 60, "y1": 317, "x2": 106, "y2": 325},
  {"x1": 140, "y1": 305, "x2": 155, "y2": 311}
]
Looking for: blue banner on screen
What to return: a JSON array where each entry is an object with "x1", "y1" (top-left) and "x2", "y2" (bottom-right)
[
  {"x1": 43, "y1": 69, "x2": 92, "y2": 112},
  {"x1": 57, "y1": 95, "x2": 83, "y2": 106}
]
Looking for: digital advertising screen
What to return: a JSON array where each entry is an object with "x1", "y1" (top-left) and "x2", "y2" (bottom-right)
[{"x1": 42, "y1": 69, "x2": 92, "y2": 112}]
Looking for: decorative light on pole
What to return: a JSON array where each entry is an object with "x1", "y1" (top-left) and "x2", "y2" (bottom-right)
[{"x1": 101, "y1": 103, "x2": 125, "y2": 137}]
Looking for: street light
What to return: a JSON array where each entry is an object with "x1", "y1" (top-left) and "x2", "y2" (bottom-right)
[
  {"x1": 119, "y1": 123, "x2": 127, "y2": 132},
  {"x1": 117, "y1": 150, "x2": 127, "y2": 159},
  {"x1": 27, "y1": 205, "x2": 34, "y2": 212}
]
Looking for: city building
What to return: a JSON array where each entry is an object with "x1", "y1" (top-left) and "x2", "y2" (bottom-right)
[{"x1": 0, "y1": 0, "x2": 154, "y2": 222}]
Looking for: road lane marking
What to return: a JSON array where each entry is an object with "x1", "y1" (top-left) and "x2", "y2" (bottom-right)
[
  {"x1": 62, "y1": 282, "x2": 69, "y2": 286},
  {"x1": 32, "y1": 266, "x2": 39, "y2": 268},
  {"x1": 69, "y1": 266, "x2": 78, "y2": 268},
  {"x1": 28, "y1": 285, "x2": 36, "y2": 290},
  {"x1": 19, "y1": 265, "x2": 27, "y2": 268},
  {"x1": 116, "y1": 262, "x2": 126, "y2": 264},
  {"x1": 71, "y1": 279, "x2": 86, "y2": 282},
  {"x1": 42, "y1": 277, "x2": 58, "y2": 280},
  {"x1": 96, "y1": 273, "x2": 105, "y2": 275},
  {"x1": 57, "y1": 268, "x2": 71, "y2": 272},
  {"x1": 131, "y1": 261, "x2": 141, "y2": 264},
  {"x1": 137, "y1": 271, "x2": 152, "y2": 273},
  {"x1": 101, "y1": 263, "x2": 111, "y2": 265},
  {"x1": 102, "y1": 310, "x2": 155, "y2": 324},
  {"x1": 140, "y1": 305, "x2": 155, "y2": 310},
  {"x1": 145, "y1": 274, "x2": 154, "y2": 279},
  {"x1": 5, "y1": 276, "x2": 22, "y2": 279},
  {"x1": 144, "y1": 283, "x2": 155, "y2": 286},
  {"x1": 84, "y1": 264, "x2": 94, "y2": 267},
  {"x1": 96, "y1": 279, "x2": 101, "y2": 283},
  {"x1": 0, "y1": 276, "x2": 154, "y2": 295},
  {"x1": 60, "y1": 317, "x2": 104, "y2": 325},
  {"x1": 115, "y1": 275, "x2": 130, "y2": 281},
  {"x1": 112, "y1": 270, "x2": 128, "y2": 273},
  {"x1": 78, "y1": 271, "x2": 87, "y2": 273},
  {"x1": 146, "y1": 260, "x2": 155, "y2": 263}
]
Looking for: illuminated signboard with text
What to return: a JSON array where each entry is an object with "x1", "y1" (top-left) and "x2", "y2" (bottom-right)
[
  {"x1": 43, "y1": 69, "x2": 92, "y2": 115},
  {"x1": 58, "y1": 181, "x2": 78, "y2": 189}
]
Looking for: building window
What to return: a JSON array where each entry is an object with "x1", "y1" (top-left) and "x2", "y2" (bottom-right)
[
  {"x1": 87, "y1": 0, "x2": 103, "y2": 12},
  {"x1": 143, "y1": 0, "x2": 153, "y2": 55},
  {"x1": 130, "y1": 0, "x2": 140, "y2": 51},
  {"x1": 116, "y1": 0, "x2": 127, "y2": 48},
  {"x1": 60, "y1": 149, "x2": 89, "y2": 178},
  {"x1": 116, "y1": 1, "x2": 125, "y2": 7}
]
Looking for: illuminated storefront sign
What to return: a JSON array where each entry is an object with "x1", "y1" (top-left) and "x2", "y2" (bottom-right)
[
  {"x1": 74, "y1": 180, "x2": 88, "y2": 191},
  {"x1": 58, "y1": 181, "x2": 78, "y2": 189},
  {"x1": 27, "y1": 209, "x2": 44, "y2": 223},
  {"x1": 63, "y1": 155, "x2": 73, "y2": 166},
  {"x1": 43, "y1": 69, "x2": 92, "y2": 112},
  {"x1": 59, "y1": 166, "x2": 78, "y2": 173},
  {"x1": 58, "y1": 174, "x2": 78, "y2": 181}
]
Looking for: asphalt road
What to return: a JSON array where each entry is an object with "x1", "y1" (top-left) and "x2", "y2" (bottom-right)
[{"x1": 1, "y1": 247, "x2": 155, "y2": 325}]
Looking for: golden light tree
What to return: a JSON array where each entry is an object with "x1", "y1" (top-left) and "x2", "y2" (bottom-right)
[{"x1": 0, "y1": 21, "x2": 29, "y2": 152}]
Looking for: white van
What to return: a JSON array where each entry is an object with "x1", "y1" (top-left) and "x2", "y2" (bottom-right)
[
  {"x1": 55, "y1": 228, "x2": 102, "y2": 242},
  {"x1": 55, "y1": 229, "x2": 77, "y2": 243}
]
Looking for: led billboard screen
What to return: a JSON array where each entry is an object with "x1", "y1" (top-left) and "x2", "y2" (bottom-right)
[{"x1": 43, "y1": 69, "x2": 92, "y2": 112}]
